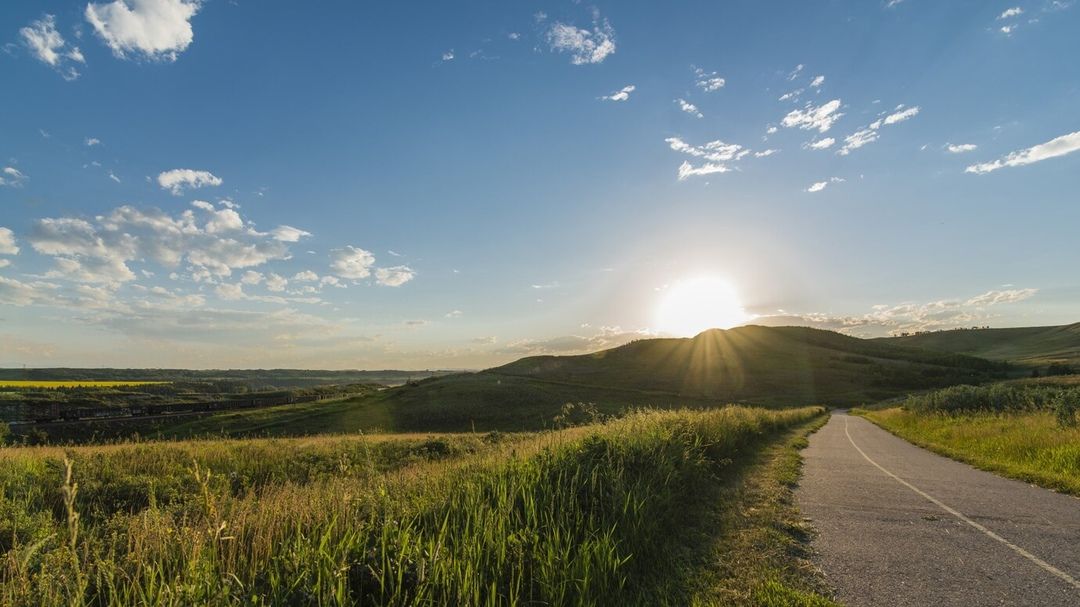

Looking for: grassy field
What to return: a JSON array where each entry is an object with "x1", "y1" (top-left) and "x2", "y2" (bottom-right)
[
  {"x1": 858, "y1": 408, "x2": 1080, "y2": 495},
  {"x1": 0, "y1": 380, "x2": 169, "y2": 389},
  {"x1": 0, "y1": 405, "x2": 831, "y2": 606},
  {"x1": 880, "y1": 322, "x2": 1080, "y2": 368}
]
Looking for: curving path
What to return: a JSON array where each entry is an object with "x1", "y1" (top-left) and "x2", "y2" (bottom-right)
[{"x1": 797, "y1": 412, "x2": 1080, "y2": 606}]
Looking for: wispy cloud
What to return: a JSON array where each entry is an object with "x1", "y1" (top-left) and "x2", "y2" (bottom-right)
[
  {"x1": 600, "y1": 85, "x2": 635, "y2": 102},
  {"x1": 805, "y1": 137, "x2": 836, "y2": 150},
  {"x1": 19, "y1": 14, "x2": 85, "y2": 80},
  {"x1": 546, "y1": 14, "x2": 616, "y2": 65},
  {"x1": 0, "y1": 167, "x2": 29, "y2": 188},
  {"x1": 838, "y1": 104, "x2": 920, "y2": 155},
  {"x1": 375, "y1": 266, "x2": 416, "y2": 287},
  {"x1": 757, "y1": 288, "x2": 1038, "y2": 337},
  {"x1": 666, "y1": 137, "x2": 751, "y2": 180},
  {"x1": 965, "y1": 130, "x2": 1080, "y2": 174},
  {"x1": 693, "y1": 67, "x2": 725, "y2": 92},
  {"x1": 998, "y1": 7, "x2": 1024, "y2": 19},
  {"x1": 675, "y1": 98, "x2": 702, "y2": 117},
  {"x1": 945, "y1": 143, "x2": 978, "y2": 153},
  {"x1": 781, "y1": 99, "x2": 844, "y2": 133}
]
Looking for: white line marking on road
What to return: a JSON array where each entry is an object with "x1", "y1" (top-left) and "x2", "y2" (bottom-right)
[{"x1": 843, "y1": 415, "x2": 1080, "y2": 591}]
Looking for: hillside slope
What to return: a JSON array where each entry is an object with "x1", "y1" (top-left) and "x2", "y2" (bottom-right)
[
  {"x1": 878, "y1": 323, "x2": 1080, "y2": 367},
  {"x1": 343, "y1": 326, "x2": 1005, "y2": 431},
  {"x1": 78, "y1": 326, "x2": 1009, "y2": 438}
]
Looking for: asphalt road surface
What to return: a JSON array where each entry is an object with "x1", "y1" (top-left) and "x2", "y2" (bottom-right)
[{"x1": 798, "y1": 412, "x2": 1080, "y2": 607}]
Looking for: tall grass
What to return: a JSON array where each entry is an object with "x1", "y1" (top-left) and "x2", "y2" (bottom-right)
[
  {"x1": 861, "y1": 408, "x2": 1080, "y2": 495},
  {"x1": 1, "y1": 406, "x2": 823, "y2": 606}
]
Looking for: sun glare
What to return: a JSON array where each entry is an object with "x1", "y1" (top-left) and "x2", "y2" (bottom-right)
[{"x1": 655, "y1": 276, "x2": 750, "y2": 337}]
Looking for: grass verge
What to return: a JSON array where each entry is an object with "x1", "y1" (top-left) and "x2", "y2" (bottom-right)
[
  {"x1": 683, "y1": 411, "x2": 837, "y2": 606},
  {"x1": 1, "y1": 406, "x2": 828, "y2": 605},
  {"x1": 856, "y1": 408, "x2": 1080, "y2": 496}
]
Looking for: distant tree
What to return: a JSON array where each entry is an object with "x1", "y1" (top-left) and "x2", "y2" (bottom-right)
[
  {"x1": 1030, "y1": 368, "x2": 1041, "y2": 378},
  {"x1": 0, "y1": 422, "x2": 9, "y2": 446}
]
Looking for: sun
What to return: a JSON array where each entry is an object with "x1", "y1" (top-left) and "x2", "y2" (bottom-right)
[{"x1": 655, "y1": 276, "x2": 751, "y2": 337}]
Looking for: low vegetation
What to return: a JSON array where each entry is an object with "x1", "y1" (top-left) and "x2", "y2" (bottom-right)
[
  {"x1": 0, "y1": 405, "x2": 828, "y2": 606},
  {"x1": 858, "y1": 384, "x2": 1080, "y2": 495},
  {"x1": 0, "y1": 381, "x2": 168, "y2": 389}
]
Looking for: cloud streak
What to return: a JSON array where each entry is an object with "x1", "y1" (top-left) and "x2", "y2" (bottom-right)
[{"x1": 965, "y1": 130, "x2": 1080, "y2": 174}]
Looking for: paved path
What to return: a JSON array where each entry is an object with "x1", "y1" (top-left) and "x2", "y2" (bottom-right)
[{"x1": 797, "y1": 412, "x2": 1080, "y2": 606}]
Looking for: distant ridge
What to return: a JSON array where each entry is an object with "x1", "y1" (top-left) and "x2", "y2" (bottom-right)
[
  {"x1": 353, "y1": 325, "x2": 1006, "y2": 431},
  {"x1": 877, "y1": 323, "x2": 1080, "y2": 367}
]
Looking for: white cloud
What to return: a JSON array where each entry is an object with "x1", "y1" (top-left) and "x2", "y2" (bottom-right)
[
  {"x1": 19, "y1": 14, "x2": 85, "y2": 80},
  {"x1": 85, "y1": 0, "x2": 201, "y2": 62},
  {"x1": 838, "y1": 128, "x2": 879, "y2": 155},
  {"x1": 600, "y1": 85, "x2": 635, "y2": 102},
  {"x1": 108, "y1": 171, "x2": 121, "y2": 183},
  {"x1": 28, "y1": 203, "x2": 293, "y2": 285},
  {"x1": 0, "y1": 167, "x2": 29, "y2": 188},
  {"x1": 837, "y1": 105, "x2": 921, "y2": 155},
  {"x1": 754, "y1": 149, "x2": 779, "y2": 157},
  {"x1": 886, "y1": 0, "x2": 907, "y2": 7},
  {"x1": 810, "y1": 75, "x2": 825, "y2": 88},
  {"x1": 215, "y1": 282, "x2": 244, "y2": 301},
  {"x1": 806, "y1": 137, "x2": 836, "y2": 150},
  {"x1": 1000, "y1": 24, "x2": 1018, "y2": 34},
  {"x1": 666, "y1": 137, "x2": 751, "y2": 179},
  {"x1": 966, "y1": 130, "x2": 1080, "y2": 174},
  {"x1": 946, "y1": 143, "x2": 978, "y2": 153},
  {"x1": 441, "y1": 49, "x2": 454, "y2": 61},
  {"x1": 546, "y1": 18, "x2": 616, "y2": 65},
  {"x1": 778, "y1": 89, "x2": 804, "y2": 102},
  {"x1": 0, "y1": 260, "x2": 9, "y2": 269},
  {"x1": 787, "y1": 64, "x2": 804, "y2": 80},
  {"x1": 998, "y1": 7, "x2": 1024, "y2": 19},
  {"x1": 508, "y1": 32, "x2": 521, "y2": 40},
  {"x1": 375, "y1": 266, "x2": 416, "y2": 287},
  {"x1": 271, "y1": 225, "x2": 312, "y2": 242},
  {"x1": 806, "y1": 177, "x2": 844, "y2": 193},
  {"x1": 265, "y1": 273, "x2": 288, "y2": 292},
  {"x1": 676, "y1": 98, "x2": 702, "y2": 118},
  {"x1": 882, "y1": 105, "x2": 920, "y2": 125},
  {"x1": 85, "y1": 137, "x2": 102, "y2": 146},
  {"x1": 445, "y1": 309, "x2": 463, "y2": 318},
  {"x1": 330, "y1": 246, "x2": 376, "y2": 279},
  {"x1": 157, "y1": 168, "x2": 222, "y2": 195},
  {"x1": 693, "y1": 67, "x2": 725, "y2": 92},
  {"x1": 757, "y1": 288, "x2": 1038, "y2": 337},
  {"x1": 240, "y1": 270, "x2": 263, "y2": 285},
  {"x1": 677, "y1": 162, "x2": 728, "y2": 180},
  {"x1": 781, "y1": 99, "x2": 844, "y2": 133},
  {"x1": 0, "y1": 228, "x2": 19, "y2": 255},
  {"x1": 766, "y1": 126, "x2": 778, "y2": 135},
  {"x1": 293, "y1": 270, "x2": 319, "y2": 282},
  {"x1": 204, "y1": 207, "x2": 244, "y2": 233}
]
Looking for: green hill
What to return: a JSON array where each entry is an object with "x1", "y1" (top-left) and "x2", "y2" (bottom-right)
[
  {"x1": 275, "y1": 325, "x2": 1004, "y2": 433},
  {"x1": 58, "y1": 325, "x2": 1010, "y2": 440},
  {"x1": 878, "y1": 323, "x2": 1080, "y2": 367}
]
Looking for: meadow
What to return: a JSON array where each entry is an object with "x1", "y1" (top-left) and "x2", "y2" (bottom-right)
[
  {"x1": 0, "y1": 405, "x2": 831, "y2": 606},
  {"x1": 858, "y1": 383, "x2": 1080, "y2": 495},
  {"x1": 0, "y1": 381, "x2": 168, "y2": 389}
]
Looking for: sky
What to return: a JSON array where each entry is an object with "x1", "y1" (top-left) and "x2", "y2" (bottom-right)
[{"x1": 1, "y1": 0, "x2": 1079, "y2": 370}]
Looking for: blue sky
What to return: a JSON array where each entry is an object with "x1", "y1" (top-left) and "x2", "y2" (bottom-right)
[{"x1": 1, "y1": 0, "x2": 1078, "y2": 369}]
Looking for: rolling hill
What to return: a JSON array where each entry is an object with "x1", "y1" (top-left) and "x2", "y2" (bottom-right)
[
  {"x1": 43, "y1": 325, "x2": 1014, "y2": 440},
  {"x1": 262, "y1": 325, "x2": 1007, "y2": 433},
  {"x1": 878, "y1": 323, "x2": 1080, "y2": 367}
]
